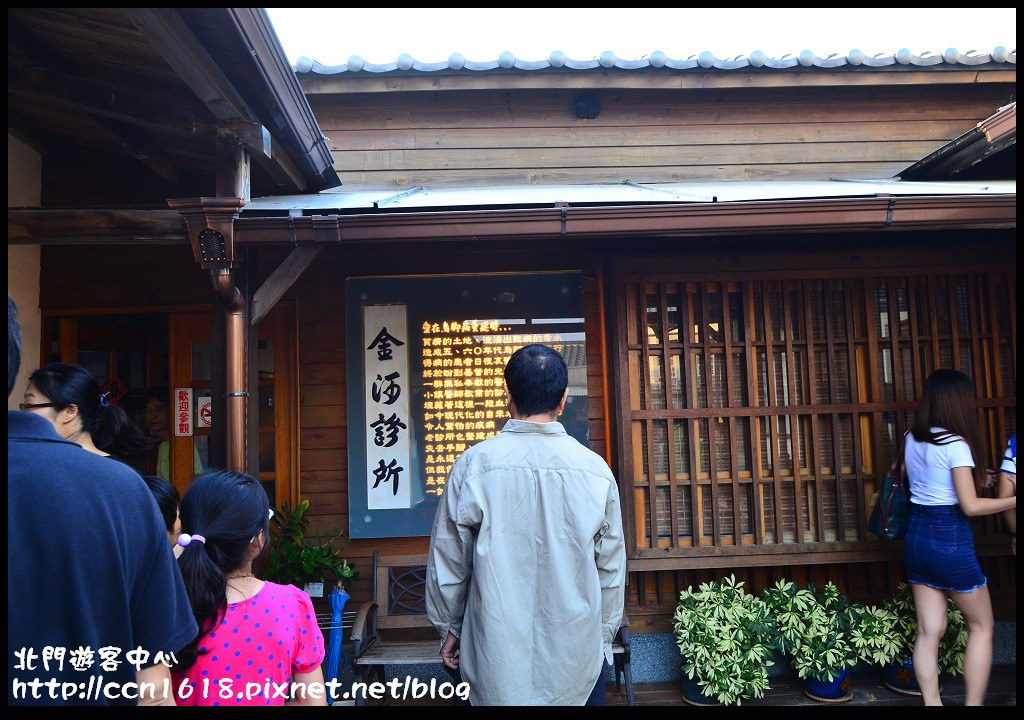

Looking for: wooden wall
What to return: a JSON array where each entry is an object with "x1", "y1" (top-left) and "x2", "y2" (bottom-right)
[
  {"x1": 37, "y1": 229, "x2": 1016, "y2": 623},
  {"x1": 309, "y1": 83, "x2": 1014, "y2": 190},
  {"x1": 39, "y1": 244, "x2": 210, "y2": 309},
  {"x1": 267, "y1": 230, "x2": 1014, "y2": 617},
  {"x1": 269, "y1": 240, "x2": 595, "y2": 608}
]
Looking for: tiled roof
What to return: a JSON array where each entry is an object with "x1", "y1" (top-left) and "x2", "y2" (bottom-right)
[{"x1": 295, "y1": 47, "x2": 1015, "y2": 74}]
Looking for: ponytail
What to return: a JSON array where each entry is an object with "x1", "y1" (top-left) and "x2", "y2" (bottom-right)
[
  {"x1": 95, "y1": 400, "x2": 159, "y2": 460},
  {"x1": 28, "y1": 363, "x2": 159, "y2": 461},
  {"x1": 174, "y1": 533, "x2": 228, "y2": 671},
  {"x1": 173, "y1": 471, "x2": 270, "y2": 672}
]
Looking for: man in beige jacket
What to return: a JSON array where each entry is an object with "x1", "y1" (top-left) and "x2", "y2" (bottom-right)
[{"x1": 427, "y1": 343, "x2": 626, "y2": 705}]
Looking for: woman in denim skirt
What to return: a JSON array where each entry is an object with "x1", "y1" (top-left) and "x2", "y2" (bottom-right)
[{"x1": 903, "y1": 369, "x2": 1017, "y2": 706}]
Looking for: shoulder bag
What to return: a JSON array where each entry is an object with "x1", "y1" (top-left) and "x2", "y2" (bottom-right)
[{"x1": 868, "y1": 443, "x2": 910, "y2": 540}]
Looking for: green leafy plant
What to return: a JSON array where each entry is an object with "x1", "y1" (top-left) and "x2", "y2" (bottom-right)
[
  {"x1": 761, "y1": 580, "x2": 899, "y2": 683},
  {"x1": 265, "y1": 500, "x2": 358, "y2": 589},
  {"x1": 672, "y1": 575, "x2": 775, "y2": 706},
  {"x1": 847, "y1": 602, "x2": 902, "y2": 667},
  {"x1": 884, "y1": 582, "x2": 967, "y2": 675}
]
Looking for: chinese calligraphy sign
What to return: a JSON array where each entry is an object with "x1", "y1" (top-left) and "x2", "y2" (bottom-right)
[{"x1": 363, "y1": 306, "x2": 412, "y2": 510}]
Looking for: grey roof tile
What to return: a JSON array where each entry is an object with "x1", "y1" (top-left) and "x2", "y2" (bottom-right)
[{"x1": 294, "y1": 47, "x2": 1015, "y2": 74}]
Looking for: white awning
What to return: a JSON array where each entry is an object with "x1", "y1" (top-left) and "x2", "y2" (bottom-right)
[{"x1": 243, "y1": 179, "x2": 1014, "y2": 215}]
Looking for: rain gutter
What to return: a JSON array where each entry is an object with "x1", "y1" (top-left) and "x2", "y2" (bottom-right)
[{"x1": 233, "y1": 194, "x2": 1016, "y2": 245}]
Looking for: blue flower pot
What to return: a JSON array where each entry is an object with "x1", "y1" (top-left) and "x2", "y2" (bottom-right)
[
  {"x1": 680, "y1": 674, "x2": 722, "y2": 706},
  {"x1": 884, "y1": 657, "x2": 937, "y2": 696},
  {"x1": 804, "y1": 668, "x2": 853, "y2": 702}
]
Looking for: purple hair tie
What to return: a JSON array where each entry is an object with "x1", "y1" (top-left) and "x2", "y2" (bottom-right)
[
  {"x1": 176, "y1": 533, "x2": 206, "y2": 548},
  {"x1": 99, "y1": 392, "x2": 111, "y2": 408}
]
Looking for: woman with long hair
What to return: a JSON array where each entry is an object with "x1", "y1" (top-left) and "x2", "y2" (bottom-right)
[
  {"x1": 172, "y1": 470, "x2": 326, "y2": 706},
  {"x1": 903, "y1": 369, "x2": 1016, "y2": 705},
  {"x1": 22, "y1": 362, "x2": 157, "y2": 461}
]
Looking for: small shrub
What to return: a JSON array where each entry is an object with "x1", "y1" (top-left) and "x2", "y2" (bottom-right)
[{"x1": 265, "y1": 500, "x2": 358, "y2": 589}]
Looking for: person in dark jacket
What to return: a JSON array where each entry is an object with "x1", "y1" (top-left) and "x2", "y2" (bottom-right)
[{"x1": 8, "y1": 293, "x2": 197, "y2": 706}]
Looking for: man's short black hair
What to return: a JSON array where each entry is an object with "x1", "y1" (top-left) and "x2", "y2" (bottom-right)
[
  {"x1": 503, "y1": 344, "x2": 568, "y2": 417},
  {"x1": 8, "y1": 294, "x2": 21, "y2": 398}
]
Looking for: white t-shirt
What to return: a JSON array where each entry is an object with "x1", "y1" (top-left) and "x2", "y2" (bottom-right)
[{"x1": 904, "y1": 428, "x2": 976, "y2": 506}]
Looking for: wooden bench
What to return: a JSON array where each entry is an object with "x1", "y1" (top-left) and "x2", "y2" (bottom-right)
[{"x1": 349, "y1": 551, "x2": 634, "y2": 705}]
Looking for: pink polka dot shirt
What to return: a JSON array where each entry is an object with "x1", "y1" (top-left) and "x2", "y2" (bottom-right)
[{"x1": 172, "y1": 581, "x2": 325, "y2": 706}]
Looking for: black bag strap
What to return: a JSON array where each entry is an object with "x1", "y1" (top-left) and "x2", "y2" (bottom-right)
[{"x1": 892, "y1": 434, "x2": 908, "y2": 490}]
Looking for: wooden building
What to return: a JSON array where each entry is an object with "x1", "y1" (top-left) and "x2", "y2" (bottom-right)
[{"x1": 8, "y1": 8, "x2": 1016, "y2": 638}]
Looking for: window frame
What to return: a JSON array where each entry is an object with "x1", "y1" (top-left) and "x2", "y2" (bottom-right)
[{"x1": 612, "y1": 263, "x2": 1015, "y2": 569}]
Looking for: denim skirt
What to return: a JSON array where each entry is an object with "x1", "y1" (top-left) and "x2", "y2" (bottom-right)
[{"x1": 903, "y1": 503, "x2": 987, "y2": 593}]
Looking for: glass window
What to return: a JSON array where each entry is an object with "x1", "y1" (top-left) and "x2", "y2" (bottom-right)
[
  {"x1": 622, "y1": 271, "x2": 1015, "y2": 557},
  {"x1": 346, "y1": 272, "x2": 587, "y2": 538}
]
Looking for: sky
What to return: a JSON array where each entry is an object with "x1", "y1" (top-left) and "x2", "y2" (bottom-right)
[{"x1": 266, "y1": 7, "x2": 1016, "y2": 67}]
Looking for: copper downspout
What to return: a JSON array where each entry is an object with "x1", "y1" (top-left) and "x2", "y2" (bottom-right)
[
  {"x1": 210, "y1": 268, "x2": 248, "y2": 473},
  {"x1": 167, "y1": 197, "x2": 249, "y2": 475}
]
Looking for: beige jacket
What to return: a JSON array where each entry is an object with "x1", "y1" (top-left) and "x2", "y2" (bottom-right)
[{"x1": 426, "y1": 419, "x2": 626, "y2": 705}]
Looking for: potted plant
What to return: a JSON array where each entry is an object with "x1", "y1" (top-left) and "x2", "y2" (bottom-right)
[
  {"x1": 762, "y1": 579, "x2": 899, "y2": 702},
  {"x1": 847, "y1": 601, "x2": 902, "y2": 669},
  {"x1": 672, "y1": 575, "x2": 775, "y2": 706},
  {"x1": 264, "y1": 499, "x2": 359, "y2": 590},
  {"x1": 881, "y1": 582, "x2": 968, "y2": 695}
]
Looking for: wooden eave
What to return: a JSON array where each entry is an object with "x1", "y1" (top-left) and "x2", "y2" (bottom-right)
[
  {"x1": 980, "y1": 101, "x2": 1016, "y2": 144},
  {"x1": 124, "y1": 8, "x2": 337, "y2": 192},
  {"x1": 215, "y1": 9, "x2": 338, "y2": 188},
  {"x1": 899, "y1": 102, "x2": 1016, "y2": 180},
  {"x1": 297, "y1": 67, "x2": 1018, "y2": 95},
  {"x1": 7, "y1": 8, "x2": 338, "y2": 196},
  {"x1": 8, "y1": 194, "x2": 1015, "y2": 246}
]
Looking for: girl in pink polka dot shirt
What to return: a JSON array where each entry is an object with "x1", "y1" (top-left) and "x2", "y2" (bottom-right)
[{"x1": 171, "y1": 471, "x2": 326, "y2": 706}]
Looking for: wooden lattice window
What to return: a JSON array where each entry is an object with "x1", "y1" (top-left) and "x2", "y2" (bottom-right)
[{"x1": 619, "y1": 271, "x2": 1015, "y2": 565}]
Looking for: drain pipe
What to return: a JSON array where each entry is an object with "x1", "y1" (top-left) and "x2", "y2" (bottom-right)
[
  {"x1": 209, "y1": 268, "x2": 248, "y2": 473},
  {"x1": 168, "y1": 197, "x2": 249, "y2": 474}
]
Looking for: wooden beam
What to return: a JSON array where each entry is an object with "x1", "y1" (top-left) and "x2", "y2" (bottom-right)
[
  {"x1": 124, "y1": 8, "x2": 258, "y2": 123},
  {"x1": 7, "y1": 209, "x2": 187, "y2": 244},
  {"x1": 125, "y1": 9, "x2": 310, "y2": 193},
  {"x1": 251, "y1": 246, "x2": 323, "y2": 325},
  {"x1": 298, "y1": 68, "x2": 1019, "y2": 96},
  {"x1": 215, "y1": 139, "x2": 251, "y2": 202},
  {"x1": 7, "y1": 63, "x2": 215, "y2": 139},
  {"x1": 218, "y1": 122, "x2": 306, "y2": 192},
  {"x1": 93, "y1": 117, "x2": 180, "y2": 182}
]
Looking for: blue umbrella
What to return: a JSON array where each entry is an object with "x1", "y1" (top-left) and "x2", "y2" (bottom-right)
[{"x1": 324, "y1": 584, "x2": 349, "y2": 705}]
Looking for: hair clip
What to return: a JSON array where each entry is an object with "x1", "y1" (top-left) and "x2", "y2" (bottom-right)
[
  {"x1": 250, "y1": 509, "x2": 273, "y2": 544},
  {"x1": 176, "y1": 533, "x2": 206, "y2": 548},
  {"x1": 99, "y1": 392, "x2": 111, "y2": 408}
]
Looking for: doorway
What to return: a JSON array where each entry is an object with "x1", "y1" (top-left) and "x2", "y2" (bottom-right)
[{"x1": 39, "y1": 305, "x2": 297, "y2": 506}]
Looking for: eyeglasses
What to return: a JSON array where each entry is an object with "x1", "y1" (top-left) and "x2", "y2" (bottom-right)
[{"x1": 20, "y1": 402, "x2": 59, "y2": 412}]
